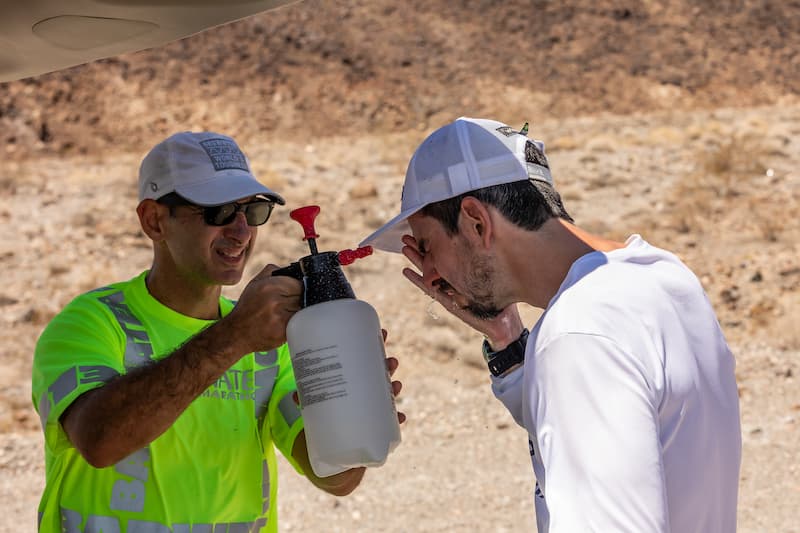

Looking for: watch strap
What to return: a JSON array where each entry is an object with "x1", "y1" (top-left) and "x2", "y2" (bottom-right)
[{"x1": 483, "y1": 328, "x2": 529, "y2": 377}]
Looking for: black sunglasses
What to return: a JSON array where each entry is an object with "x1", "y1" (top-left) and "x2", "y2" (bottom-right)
[{"x1": 157, "y1": 193, "x2": 275, "y2": 226}]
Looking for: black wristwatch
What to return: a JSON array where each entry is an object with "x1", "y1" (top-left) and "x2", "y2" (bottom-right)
[{"x1": 482, "y1": 328, "x2": 529, "y2": 377}]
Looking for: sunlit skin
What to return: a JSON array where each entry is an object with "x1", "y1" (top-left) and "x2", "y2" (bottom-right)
[
  {"x1": 401, "y1": 197, "x2": 625, "y2": 350},
  {"x1": 402, "y1": 207, "x2": 525, "y2": 350},
  {"x1": 409, "y1": 214, "x2": 501, "y2": 317},
  {"x1": 137, "y1": 196, "x2": 260, "y2": 320}
]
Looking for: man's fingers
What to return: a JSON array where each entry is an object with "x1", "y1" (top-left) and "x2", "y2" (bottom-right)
[
  {"x1": 385, "y1": 356, "x2": 399, "y2": 376},
  {"x1": 402, "y1": 267, "x2": 428, "y2": 295},
  {"x1": 401, "y1": 240, "x2": 424, "y2": 270},
  {"x1": 401, "y1": 234, "x2": 418, "y2": 250},
  {"x1": 391, "y1": 379, "x2": 406, "y2": 425},
  {"x1": 260, "y1": 263, "x2": 281, "y2": 278}
]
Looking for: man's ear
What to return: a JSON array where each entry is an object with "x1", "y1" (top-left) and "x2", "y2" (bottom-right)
[
  {"x1": 136, "y1": 200, "x2": 168, "y2": 242},
  {"x1": 459, "y1": 197, "x2": 493, "y2": 249}
]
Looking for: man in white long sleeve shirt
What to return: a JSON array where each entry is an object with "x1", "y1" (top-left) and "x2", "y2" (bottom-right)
[{"x1": 360, "y1": 117, "x2": 742, "y2": 532}]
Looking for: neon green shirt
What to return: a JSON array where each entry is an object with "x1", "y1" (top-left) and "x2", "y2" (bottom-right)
[{"x1": 32, "y1": 271, "x2": 305, "y2": 533}]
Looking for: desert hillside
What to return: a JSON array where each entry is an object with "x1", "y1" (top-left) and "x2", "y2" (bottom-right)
[
  {"x1": 1, "y1": 1, "x2": 799, "y2": 532},
  {"x1": 2, "y1": 0, "x2": 799, "y2": 158}
]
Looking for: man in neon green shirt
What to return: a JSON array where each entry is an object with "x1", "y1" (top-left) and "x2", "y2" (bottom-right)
[{"x1": 32, "y1": 131, "x2": 403, "y2": 532}]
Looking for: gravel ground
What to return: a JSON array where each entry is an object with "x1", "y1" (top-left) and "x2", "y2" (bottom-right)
[{"x1": 1, "y1": 105, "x2": 798, "y2": 531}]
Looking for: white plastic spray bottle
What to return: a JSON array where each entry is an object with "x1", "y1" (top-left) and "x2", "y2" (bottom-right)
[{"x1": 275, "y1": 205, "x2": 401, "y2": 477}]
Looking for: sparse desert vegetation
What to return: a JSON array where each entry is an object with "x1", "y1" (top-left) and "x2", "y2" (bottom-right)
[{"x1": 2, "y1": 1, "x2": 799, "y2": 531}]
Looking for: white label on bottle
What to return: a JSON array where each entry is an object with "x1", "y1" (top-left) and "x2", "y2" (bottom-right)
[{"x1": 292, "y1": 345, "x2": 348, "y2": 407}]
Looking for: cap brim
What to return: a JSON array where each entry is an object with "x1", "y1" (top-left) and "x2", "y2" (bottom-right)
[
  {"x1": 359, "y1": 205, "x2": 424, "y2": 253},
  {"x1": 175, "y1": 171, "x2": 285, "y2": 206}
]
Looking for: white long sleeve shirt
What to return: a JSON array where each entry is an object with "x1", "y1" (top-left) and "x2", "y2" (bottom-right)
[{"x1": 492, "y1": 235, "x2": 741, "y2": 532}]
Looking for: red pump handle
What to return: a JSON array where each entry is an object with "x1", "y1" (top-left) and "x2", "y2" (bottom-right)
[
  {"x1": 338, "y1": 246, "x2": 373, "y2": 266},
  {"x1": 288, "y1": 205, "x2": 373, "y2": 265},
  {"x1": 289, "y1": 205, "x2": 320, "y2": 241}
]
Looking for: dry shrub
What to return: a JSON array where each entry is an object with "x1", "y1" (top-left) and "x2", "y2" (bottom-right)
[
  {"x1": 700, "y1": 141, "x2": 767, "y2": 185},
  {"x1": 748, "y1": 197, "x2": 783, "y2": 243},
  {"x1": 666, "y1": 135, "x2": 770, "y2": 236},
  {"x1": 547, "y1": 136, "x2": 580, "y2": 152}
]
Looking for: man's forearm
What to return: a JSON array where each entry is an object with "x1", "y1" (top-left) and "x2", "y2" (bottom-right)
[{"x1": 62, "y1": 316, "x2": 252, "y2": 468}]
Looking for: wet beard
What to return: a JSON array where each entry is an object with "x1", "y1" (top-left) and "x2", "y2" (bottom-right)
[
  {"x1": 463, "y1": 253, "x2": 502, "y2": 320},
  {"x1": 465, "y1": 301, "x2": 501, "y2": 320}
]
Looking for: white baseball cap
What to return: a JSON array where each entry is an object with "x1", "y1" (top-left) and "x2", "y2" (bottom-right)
[
  {"x1": 138, "y1": 131, "x2": 285, "y2": 206},
  {"x1": 359, "y1": 117, "x2": 553, "y2": 253}
]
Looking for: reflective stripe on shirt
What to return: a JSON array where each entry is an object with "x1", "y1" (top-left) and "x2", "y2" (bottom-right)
[{"x1": 56, "y1": 507, "x2": 268, "y2": 532}]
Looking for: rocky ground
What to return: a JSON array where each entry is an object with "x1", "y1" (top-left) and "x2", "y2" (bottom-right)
[{"x1": 1, "y1": 1, "x2": 799, "y2": 531}]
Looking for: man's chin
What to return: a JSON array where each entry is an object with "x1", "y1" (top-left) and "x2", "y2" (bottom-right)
[
  {"x1": 216, "y1": 270, "x2": 246, "y2": 286},
  {"x1": 214, "y1": 255, "x2": 249, "y2": 286},
  {"x1": 465, "y1": 303, "x2": 502, "y2": 320}
]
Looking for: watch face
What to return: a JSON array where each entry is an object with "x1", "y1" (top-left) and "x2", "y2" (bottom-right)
[{"x1": 482, "y1": 339, "x2": 494, "y2": 363}]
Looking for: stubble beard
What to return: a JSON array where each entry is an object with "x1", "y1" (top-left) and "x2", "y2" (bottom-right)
[{"x1": 462, "y1": 253, "x2": 502, "y2": 320}]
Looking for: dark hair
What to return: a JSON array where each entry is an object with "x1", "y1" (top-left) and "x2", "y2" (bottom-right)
[
  {"x1": 155, "y1": 192, "x2": 193, "y2": 217},
  {"x1": 419, "y1": 179, "x2": 574, "y2": 235}
]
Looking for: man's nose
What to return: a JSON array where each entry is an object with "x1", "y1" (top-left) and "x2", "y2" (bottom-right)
[
  {"x1": 224, "y1": 212, "x2": 251, "y2": 240},
  {"x1": 421, "y1": 262, "x2": 444, "y2": 292}
]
